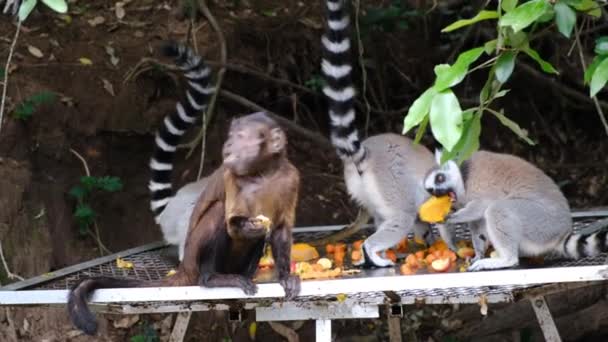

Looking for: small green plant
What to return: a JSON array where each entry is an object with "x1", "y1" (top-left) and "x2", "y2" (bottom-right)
[
  {"x1": 130, "y1": 320, "x2": 159, "y2": 342},
  {"x1": 18, "y1": 0, "x2": 67, "y2": 21},
  {"x1": 585, "y1": 36, "x2": 608, "y2": 97},
  {"x1": 69, "y1": 176, "x2": 123, "y2": 235},
  {"x1": 305, "y1": 74, "x2": 326, "y2": 92},
  {"x1": 360, "y1": 0, "x2": 419, "y2": 33},
  {"x1": 12, "y1": 91, "x2": 56, "y2": 120},
  {"x1": 402, "y1": 0, "x2": 604, "y2": 164}
]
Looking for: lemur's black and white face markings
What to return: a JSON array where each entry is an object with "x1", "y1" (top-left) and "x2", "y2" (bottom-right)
[{"x1": 423, "y1": 149, "x2": 465, "y2": 202}]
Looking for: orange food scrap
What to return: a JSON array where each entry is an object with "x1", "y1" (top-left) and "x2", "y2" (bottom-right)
[
  {"x1": 334, "y1": 250, "x2": 345, "y2": 265},
  {"x1": 326, "y1": 244, "x2": 335, "y2": 254},
  {"x1": 400, "y1": 264, "x2": 416, "y2": 275},
  {"x1": 431, "y1": 239, "x2": 449, "y2": 251},
  {"x1": 406, "y1": 254, "x2": 421, "y2": 268},
  {"x1": 457, "y1": 247, "x2": 475, "y2": 259},
  {"x1": 335, "y1": 243, "x2": 347, "y2": 253},
  {"x1": 430, "y1": 258, "x2": 451, "y2": 272},
  {"x1": 385, "y1": 249, "x2": 397, "y2": 262},
  {"x1": 353, "y1": 240, "x2": 364, "y2": 250},
  {"x1": 418, "y1": 195, "x2": 452, "y2": 223},
  {"x1": 291, "y1": 243, "x2": 319, "y2": 262},
  {"x1": 351, "y1": 250, "x2": 362, "y2": 262},
  {"x1": 415, "y1": 250, "x2": 425, "y2": 260},
  {"x1": 396, "y1": 238, "x2": 408, "y2": 253},
  {"x1": 425, "y1": 253, "x2": 437, "y2": 264}
]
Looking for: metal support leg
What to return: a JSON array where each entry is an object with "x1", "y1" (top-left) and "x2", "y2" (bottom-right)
[
  {"x1": 316, "y1": 319, "x2": 331, "y2": 342},
  {"x1": 530, "y1": 296, "x2": 562, "y2": 342},
  {"x1": 387, "y1": 304, "x2": 403, "y2": 342},
  {"x1": 169, "y1": 311, "x2": 192, "y2": 342}
]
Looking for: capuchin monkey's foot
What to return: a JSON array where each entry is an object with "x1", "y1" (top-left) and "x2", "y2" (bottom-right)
[{"x1": 280, "y1": 275, "x2": 301, "y2": 300}]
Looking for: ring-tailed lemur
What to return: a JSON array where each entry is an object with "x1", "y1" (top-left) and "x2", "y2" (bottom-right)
[
  {"x1": 425, "y1": 150, "x2": 608, "y2": 271},
  {"x1": 148, "y1": 42, "x2": 215, "y2": 261},
  {"x1": 321, "y1": 0, "x2": 436, "y2": 267}
]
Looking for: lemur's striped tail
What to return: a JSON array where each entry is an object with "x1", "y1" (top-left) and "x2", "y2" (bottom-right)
[
  {"x1": 149, "y1": 42, "x2": 214, "y2": 222},
  {"x1": 561, "y1": 230, "x2": 608, "y2": 259},
  {"x1": 321, "y1": 0, "x2": 365, "y2": 166}
]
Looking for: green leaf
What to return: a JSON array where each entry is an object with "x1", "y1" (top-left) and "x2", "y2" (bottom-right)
[
  {"x1": 584, "y1": 55, "x2": 607, "y2": 85},
  {"x1": 413, "y1": 115, "x2": 429, "y2": 144},
  {"x1": 584, "y1": 55, "x2": 606, "y2": 84},
  {"x1": 68, "y1": 185, "x2": 87, "y2": 201},
  {"x1": 595, "y1": 36, "x2": 608, "y2": 56},
  {"x1": 434, "y1": 47, "x2": 485, "y2": 91},
  {"x1": 506, "y1": 30, "x2": 529, "y2": 48},
  {"x1": 502, "y1": 0, "x2": 518, "y2": 12},
  {"x1": 441, "y1": 10, "x2": 499, "y2": 32},
  {"x1": 80, "y1": 176, "x2": 99, "y2": 191},
  {"x1": 489, "y1": 109, "x2": 535, "y2": 145},
  {"x1": 29, "y1": 91, "x2": 56, "y2": 105},
  {"x1": 499, "y1": 0, "x2": 551, "y2": 33},
  {"x1": 571, "y1": 0, "x2": 601, "y2": 18},
  {"x1": 590, "y1": 57, "x2": 608, "y2": 97},
  {"x1": 484, "y1": 39, "x2": 497, "y2": 54},
  {"x1": 18, "y1": 0, "x2": 38, "y2": 22},
  {"x1": 96, "y1": 176, "x2": 123, "y2": 192},
  {"x1": 554, "y1": 3, "x2": 576, "y2": 38},
  {"x1": 454, "y1": 112, "x2": 482, "y2": 164},
  {"x1": 536, "y1": 6, "x2": 555, "y2": 23},
  {"x1": 40, "y1": 0, "x2": 67, "y2": 13},
  {"x1": 403, "y1": 88, "x2": 437, "y2": 134},
  {"x1": 429, "y1": 90, "x2": 464, "y2": 152},
  {"x1": 0, "y1": 68, "x2": 5, "y2": 79},
  {"x1": 74, "y1": 204, "x2": 95, "y2": 219},
  {"x1": 495, "y1": 89, "x2": 511, "y2": 99},
  {"x1": 495, "y1": 51, "x2": 516, "y2": 83},
  {"x1": 523, "y1": 46, "x2": 558, "y2": 74},
  {"x1": 13, "y1": 101, "x2": 35, "y2": 120}
]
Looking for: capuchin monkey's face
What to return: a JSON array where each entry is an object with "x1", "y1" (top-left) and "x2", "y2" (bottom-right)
[{"x1": 222, "y1": 112, "x2": 286, "y2": 176}]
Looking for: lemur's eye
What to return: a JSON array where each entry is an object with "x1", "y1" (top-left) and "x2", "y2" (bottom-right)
[{"x1": 435, "y1": 173, "x2": 446, "y2": 184}]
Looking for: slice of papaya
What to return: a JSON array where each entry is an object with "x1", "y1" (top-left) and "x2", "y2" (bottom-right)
[{"x1": 418, "y1": 195, "x2": 452, "y2": 223}]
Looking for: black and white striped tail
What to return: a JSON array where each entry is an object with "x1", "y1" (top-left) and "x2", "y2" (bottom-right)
[
  {"x1": 149, "y1": 42, "x2": 214, "y2": 223},
  {"x1": 562, "y1": 230, "x2": 608, "y2": 259},
  {"x1": 321, "y1": 0, "x2": 365, "y2": 166}
]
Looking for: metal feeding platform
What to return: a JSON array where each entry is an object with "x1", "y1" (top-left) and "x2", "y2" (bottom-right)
[{"x1": 1, "y1": 210, "x2": 608, "y2": 342}]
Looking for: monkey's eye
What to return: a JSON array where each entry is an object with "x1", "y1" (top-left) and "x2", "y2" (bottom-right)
[
  {"x1": 435, "y1": 173, "x2": 446, "y2": 185},
  {"x1": 258, "y1": 132, "x2": 265, "y2": 139}
]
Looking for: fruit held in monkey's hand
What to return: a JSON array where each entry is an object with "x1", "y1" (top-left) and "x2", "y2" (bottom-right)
[
  {"x1": 418, "y1": 196, "x2": 452, "y2": 223},
  {"x1": 291, "y1": 243, "x2": 320, "y2": 262}
]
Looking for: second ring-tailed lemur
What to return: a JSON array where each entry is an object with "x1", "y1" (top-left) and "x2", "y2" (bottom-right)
[
  {"x1": 321, "y1": 0, "x2": 436, "y2": 267},
  {"x1": 148, "y1": 43, "x2": 215, "y2": 261},
  {"x1": 425, "y1": 150, "x2": 607, "y2": 271}
]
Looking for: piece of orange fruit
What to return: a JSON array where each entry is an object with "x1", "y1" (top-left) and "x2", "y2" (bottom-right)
[{"x1": 418, "y1": 195, "x2": 452, "y2": 223}]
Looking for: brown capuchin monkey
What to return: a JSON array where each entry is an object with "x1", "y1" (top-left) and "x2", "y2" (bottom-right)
[{"x1": 67, "y1": 42, "x2": 301, "y2": 336}]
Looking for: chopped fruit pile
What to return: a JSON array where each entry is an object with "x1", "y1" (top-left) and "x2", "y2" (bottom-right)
[
  {"x1": 418, "y1": 195, "x2": 453, "y2": 223},
  {"x1": 291, "y1": 243, "x2": 320, "y2": 262},
  {"x1": 325, "y1": 242, "x2": 347, "y2": 266},
  {"x1": 399, "y1": 239, "x2": 472, "y2": 275}
]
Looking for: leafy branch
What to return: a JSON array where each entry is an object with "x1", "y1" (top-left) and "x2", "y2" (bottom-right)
[{"x1": 402, "y1": 0, "x2": 607, "y2": 164}]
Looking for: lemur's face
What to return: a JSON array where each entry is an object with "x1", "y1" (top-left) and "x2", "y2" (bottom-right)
[{"x1": 423, "y1": 150, "x2": 463, "y2": 202}]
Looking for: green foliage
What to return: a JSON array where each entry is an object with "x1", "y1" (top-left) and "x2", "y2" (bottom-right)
[
  {"x1": 19, "y1": 0, "x2": 68, "y2": 22},
  {"x1": 402, "y1": 0, "x2": 604, "y2": 164},
  {"x1": 0, "y1": 67, "x2": 5, "y2": 79},
  {"x1": 69, "y1": 176, "x2": 122, "y2": 235},
  {"x1": 360, "y1": 1, "x2": 419, "y2": 33},
  {"x1": 305, "y1": 75, "x2": 326, "y2": 92},
  {"x1": 12, "y1": 91, "x2": 56, "y2": 120},
  {"x1": 130, "y1": 320, "x2": 159, "y2": 342},
  {"x1": 586, "y1": 36, "x2": 608, "y2": 97},
  {"x1": 441, "y1": 10, "x2": 499, "y2": 33}
]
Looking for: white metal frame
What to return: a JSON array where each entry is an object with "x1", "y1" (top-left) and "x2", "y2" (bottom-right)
[{"x1": 1, "y1": 209, "x2": 607, "y2": 342}]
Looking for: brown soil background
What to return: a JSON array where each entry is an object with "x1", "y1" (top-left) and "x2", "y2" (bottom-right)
[{"x1": 1, "y1": 0, "x2": 607, "y2": 341}]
